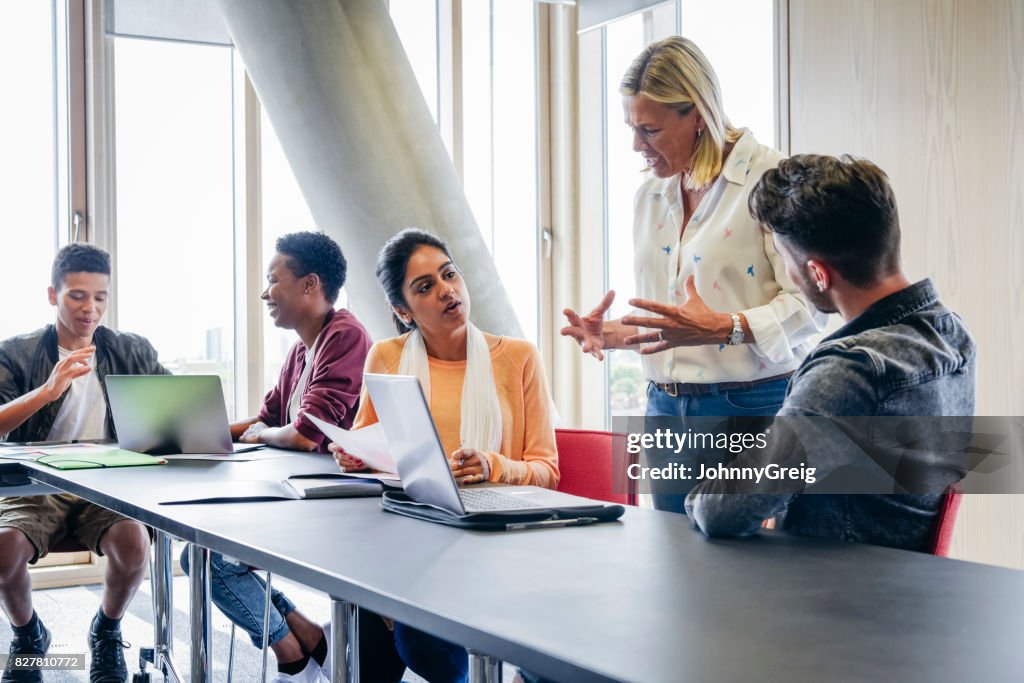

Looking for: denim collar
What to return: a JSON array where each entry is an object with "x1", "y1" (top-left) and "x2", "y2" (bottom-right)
[{"x1": 822, "y1": 279, "x2": 939, "y2": 343}]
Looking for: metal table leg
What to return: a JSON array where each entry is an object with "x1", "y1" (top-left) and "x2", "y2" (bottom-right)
[
  {"x1": 468, "y1": 650, "x2": 503, "y2": 683},
  {"x1": 150, "y1": 530, "x2": 183, "y2": 683},
  {"x1": 188, "y1": 544, "x2": 213, "y2": 683},
  {"x1": 330, "y1": 598, "x2": 359, "y2": 683}
]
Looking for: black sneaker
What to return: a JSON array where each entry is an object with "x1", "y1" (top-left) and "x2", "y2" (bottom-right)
[
  {"x1": 87, "y1": 621, "x2": 130, "y2": 683},
  {"x1": 2, "y1": 621, "x2": 52, "y2": 683}
]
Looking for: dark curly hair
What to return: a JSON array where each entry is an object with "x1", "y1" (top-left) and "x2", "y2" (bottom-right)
[
  {"x1": 275, "y1": 231, "x2": 347, "y2": 304},
  {"x1": 51, "y1": 243, "x2": 111, "y2": 290},
  {"x1": 748, "y1": 154, "x2": 901, "y2": 287},
  {"x1": 376, "y1": 228, "x2": 454, "y2": 333}
]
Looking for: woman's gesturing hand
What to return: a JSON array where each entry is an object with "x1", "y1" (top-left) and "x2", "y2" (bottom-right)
[
  {"x1": 561, "y1": 290, "x2": 615, "y2": 361},
  {"x1": 621, "y1": 276, "x2": 733, "y2": 353}
]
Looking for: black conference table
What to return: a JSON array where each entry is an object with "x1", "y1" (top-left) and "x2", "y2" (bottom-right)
[{"x1": 3, "y1": 451, "x2": 1024, "y2": 682}]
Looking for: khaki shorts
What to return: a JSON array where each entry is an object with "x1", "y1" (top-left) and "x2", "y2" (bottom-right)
[{"x1": 0, "y1": 494, "x2": 133, "y2": 563}]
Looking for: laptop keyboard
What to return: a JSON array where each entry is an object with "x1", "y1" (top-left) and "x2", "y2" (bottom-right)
[{"x1": 459, "y1": 488, "x2": 537, "y2": 511}]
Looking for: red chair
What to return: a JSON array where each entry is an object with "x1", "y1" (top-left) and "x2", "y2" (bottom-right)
[
  {"x1": 928, "y1": 482, "x2": 963, "y2": 557},
  {"x1": 554, "y1": 429, "x2": 636, "y2": 506}
]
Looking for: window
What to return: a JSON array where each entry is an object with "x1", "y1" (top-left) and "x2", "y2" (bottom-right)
[
  {"x1": 0, "y1": 0, "x2": 69, "y2": 340},
  {"x1": 260, "y1": 110, "x2": 320, "y2": 394},
  {"x1": 605, "y1": 14, "x2": 648, "y2": 417},
  {"x1": 679, "y1": 0, "x2": 776, "y2": 148},
  {"x1": 389, "y1": 0, "x2": 541, "y2": 345},
  {"x1": 111, "y1": 38, "x2": 238, "y2": 414}
]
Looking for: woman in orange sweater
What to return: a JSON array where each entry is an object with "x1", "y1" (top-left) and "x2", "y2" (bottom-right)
[{"x1": 330, "y1": 227, "x2": 559, "y2": 682}]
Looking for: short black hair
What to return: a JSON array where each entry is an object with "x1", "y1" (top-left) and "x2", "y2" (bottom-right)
[
  {"x1": 749, "y1": 154, "x2": 901, "y2": 287},
  {"x1": 275, "y1": 231, "x2": 347, "y2": 304},
  {"x1": 51, "y1": 243, "x2": 111, "y2": 290},
  {"x1": 376, "y1": 228, "x2": 454, "y2": 333}
]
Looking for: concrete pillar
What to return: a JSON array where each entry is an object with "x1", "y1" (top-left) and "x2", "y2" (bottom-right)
[{"x1": 215, "y1": 0, "x2": 522, "y2": 339}]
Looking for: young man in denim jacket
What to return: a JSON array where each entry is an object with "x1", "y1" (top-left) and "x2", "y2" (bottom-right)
[{"x1": 685, "y1": 154, "x2": 976, "y2": 551}]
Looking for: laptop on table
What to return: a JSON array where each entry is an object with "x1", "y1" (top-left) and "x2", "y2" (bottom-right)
[
  {"x1": 106, "y1": 375, "x2": 263, "y2": 455},
  {"x1": 364, "y1": 373, "x2": 624, "y2": 529}
]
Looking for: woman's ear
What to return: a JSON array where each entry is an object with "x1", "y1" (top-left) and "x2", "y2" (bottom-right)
[
  {"x1": 304, "y1": 273, "x2": 320, "y2": 294},
  {"x1": 392, "y1": 305, "x2": 412, "y2": 326}
]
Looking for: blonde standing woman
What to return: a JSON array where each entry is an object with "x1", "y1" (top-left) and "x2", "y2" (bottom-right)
[{"x1": 562, "y1": 36, "x2": 827, "y2": 513}]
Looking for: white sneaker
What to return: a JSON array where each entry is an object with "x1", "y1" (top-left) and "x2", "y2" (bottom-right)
[{"x1": 270, "y1": 658, "x2": 324, "y2": 683}]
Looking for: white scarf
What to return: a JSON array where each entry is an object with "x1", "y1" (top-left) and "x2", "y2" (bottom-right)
[{"x1": 398, "y1": 324, "x2": 503, "y2": 454}]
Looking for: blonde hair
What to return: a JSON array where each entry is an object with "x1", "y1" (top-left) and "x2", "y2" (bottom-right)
[{"x1": 620, "y1": 36, "x2": 742, "y2": 190}]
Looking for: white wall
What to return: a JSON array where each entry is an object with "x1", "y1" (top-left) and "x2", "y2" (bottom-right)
[{"x1": 788, "y1": 0, "x2": 1024, "y2": 568}]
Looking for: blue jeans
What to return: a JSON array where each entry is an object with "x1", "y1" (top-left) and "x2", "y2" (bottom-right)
[
  {"x1": 179, "y1": 547, "x2": 296, "y2": 648},
  {"x1": 644, "y1": 377, "x2": 789, "y2": 514},
  {"x1": 359, "y1": 608, "x2": 468, "y2": 683}
]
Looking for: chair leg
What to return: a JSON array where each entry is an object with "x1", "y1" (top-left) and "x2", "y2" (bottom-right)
[{"x1": 261, "y1": 571, "x2": 274, "y2": 682}]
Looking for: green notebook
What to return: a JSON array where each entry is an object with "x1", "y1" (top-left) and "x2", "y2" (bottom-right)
[{"x1": 36, "y1": 448, "x2": 166, "y2": 470}]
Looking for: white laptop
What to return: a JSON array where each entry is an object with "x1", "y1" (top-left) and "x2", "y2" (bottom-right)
[
  {"x1": 106, "y1": 375, "x2": 262, "y2": 455},
  {"x1": 364, "y1": 373, "x2": 597, "y2": 515}
]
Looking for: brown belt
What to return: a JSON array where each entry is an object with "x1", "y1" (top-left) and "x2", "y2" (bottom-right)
[{"x1": 650, "y1": 372, "x2": 793, "y2": 398}]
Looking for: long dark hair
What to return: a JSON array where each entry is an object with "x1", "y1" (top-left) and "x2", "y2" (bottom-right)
[{"x1": 376, "y1": 228, "x2": 455, "y2": 333}]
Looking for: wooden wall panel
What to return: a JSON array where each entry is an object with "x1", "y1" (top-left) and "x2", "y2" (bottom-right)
[{"x1": 789, "y1": 0, "x2": 1024, "y2": 568}]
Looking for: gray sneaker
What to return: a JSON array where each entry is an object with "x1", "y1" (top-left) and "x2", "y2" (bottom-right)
[{"x1": 2, "y1": 620, "x2": 52, "y2": 683}]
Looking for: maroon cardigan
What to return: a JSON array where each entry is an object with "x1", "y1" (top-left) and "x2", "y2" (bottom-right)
[{"x1": 257, "y1": 309, "x2": 372, "y2": 452}]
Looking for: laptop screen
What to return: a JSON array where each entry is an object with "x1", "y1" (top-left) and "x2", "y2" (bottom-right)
[{"x1": 364, "y1": 374, "x2": 467, "y2": 515}]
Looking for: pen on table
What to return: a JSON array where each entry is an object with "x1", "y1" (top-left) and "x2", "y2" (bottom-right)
[
  {"x1": 24, "y1": 439, "x2": 101, "y2": 447},
  {"x1": 505, "y1": 517, "x2": 598, "y2": 531}
]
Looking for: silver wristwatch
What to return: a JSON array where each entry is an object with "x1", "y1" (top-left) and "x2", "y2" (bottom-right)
[{"x1": 727, "y1": 313, "x2": 744, "y2": 345}]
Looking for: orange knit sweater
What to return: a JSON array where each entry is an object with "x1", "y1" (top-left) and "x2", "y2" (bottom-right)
[{"x1": 352, "y1": 333, "x2": 559, "y2": 489}]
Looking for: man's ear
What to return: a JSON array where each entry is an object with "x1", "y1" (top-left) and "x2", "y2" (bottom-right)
[
  {"x1": 47, "y1": 286, "x2": 58, "y2": 306},
  {"x1": 806, "y1": 259, "x2": 830, "y2": 292}
]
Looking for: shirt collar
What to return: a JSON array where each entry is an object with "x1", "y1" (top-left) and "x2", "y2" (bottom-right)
[
  {"x1": 720, "y1": 129, "x2": 757, "y2": 186},
  {"x1": 822, "y1": 279, "x2": 940, "y2": 342}
]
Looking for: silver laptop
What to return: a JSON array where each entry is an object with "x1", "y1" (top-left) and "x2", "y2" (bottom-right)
[
  {"x1": 364, "y1": 373, "x2": 595, "y2": 514},
  {"x1": 106, "y1": 375, "x2": 261, "y2": 455}
]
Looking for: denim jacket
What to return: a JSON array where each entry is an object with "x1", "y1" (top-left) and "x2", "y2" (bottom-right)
[
  {"x1": 0, "y1": 324, "x2": 169, "y2": 443},
  {"x1": 685, "y1": 279, "x2": 977, "y2": 551}
]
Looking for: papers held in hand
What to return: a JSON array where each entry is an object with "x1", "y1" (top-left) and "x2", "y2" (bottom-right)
[
  {"x1": 283, "y1": 474, "x2": 384, "y2": 499},
  {"x1": 305, "y1": 414, "x2": 397, "y2": 474}
]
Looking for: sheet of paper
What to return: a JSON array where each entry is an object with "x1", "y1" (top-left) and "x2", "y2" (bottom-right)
[
  {"x1": 0, "y1": 443, "x2": 117, "y2": 461},
  {"x1": 306, "y1": 415, "x2": 396, "y2": 474}
]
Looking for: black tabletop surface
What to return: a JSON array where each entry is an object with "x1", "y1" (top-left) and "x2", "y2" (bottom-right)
[{"x1": 8, "y1": 452, "x2": 1024, "y2": 683}]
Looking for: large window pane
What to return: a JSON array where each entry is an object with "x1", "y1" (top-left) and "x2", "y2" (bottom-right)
[
  {"x1": 113, "y1": 38, "x2": 237, "y2": 414},
  {"x1": 491, "y1": 0, "x2": 539, "y2": 344},
  {"x1": 260, "y1": 110, "x2": 320, "y2": 393},
  {"x1": 0, "y1": 1, "x2": 62, "y2": 339},
  {"x1": 461, "y1": 0, "x2": 540, "y2": 344},
  {"x1": 680, "y1": 0, "x2": 776, "y2": 147},
  {"x1": 606, "y1": 15, "x2": 647, "y2": 417}
]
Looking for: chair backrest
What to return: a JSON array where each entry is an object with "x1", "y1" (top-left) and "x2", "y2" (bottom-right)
[
  {"x1": 929, "y1": 482, "x2": 963, "y2": 557},
  {"x1": 554, "y1": 429, "x2": 635, "y2": 506}
]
